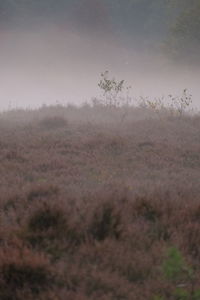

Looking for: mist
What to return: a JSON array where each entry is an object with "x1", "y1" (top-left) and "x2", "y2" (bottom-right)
[
  {"x1": 0, "y1": 1, "x2": 199, "y2": 111},
  {"x1": 1, "y1": 3, "x2": 200, "y2": 297}
]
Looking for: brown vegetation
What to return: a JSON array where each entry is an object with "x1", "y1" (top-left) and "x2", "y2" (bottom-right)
[{"x1": 0, "y1": 104, "x2": 200, "y2": 299}]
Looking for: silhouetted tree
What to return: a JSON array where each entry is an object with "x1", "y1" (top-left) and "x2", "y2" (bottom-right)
[{"x1": 166, "y1": 0, "x2": 200, "y2": 61}]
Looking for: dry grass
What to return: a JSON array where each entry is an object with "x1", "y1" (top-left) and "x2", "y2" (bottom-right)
[{"x1": 0, "y1": 104, "x2": 200, "y2": 299}]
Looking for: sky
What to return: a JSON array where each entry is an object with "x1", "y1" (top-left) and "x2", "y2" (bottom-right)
[{"x1": 0, "y1": 1, "x2": 199, "y2": 111}]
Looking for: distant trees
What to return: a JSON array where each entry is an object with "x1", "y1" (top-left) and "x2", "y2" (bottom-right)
[
  {"x1": 0, "y1": 0, "x2": 199, "y2": 62},
  {"x1": 166, "y1": 0, "x2": 200, "y2": 61},
  {"x1": 173, "y1": 2, "x2": 200, "y2": 43}
]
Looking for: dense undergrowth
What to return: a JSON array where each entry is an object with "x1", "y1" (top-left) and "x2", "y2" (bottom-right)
[{"x1": 0, "y1": 103, "x2": 200, "y2": 299}]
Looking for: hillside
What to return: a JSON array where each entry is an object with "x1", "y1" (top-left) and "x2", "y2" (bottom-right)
[{"x1": 0, "y1": 105, "x2": 200, "y2": 299}]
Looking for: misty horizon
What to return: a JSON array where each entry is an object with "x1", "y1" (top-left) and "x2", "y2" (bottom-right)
[{"x1": 0, "y1": 0, "x2": 199, "y2": 111}]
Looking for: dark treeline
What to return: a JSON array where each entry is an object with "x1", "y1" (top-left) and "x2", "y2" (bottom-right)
[{"x1": 0, "y1": 0, "x2": 200, "y2": 61}]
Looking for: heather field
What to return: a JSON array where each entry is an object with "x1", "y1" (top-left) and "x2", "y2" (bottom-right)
[{"x1": 1, "y1": 104, "x2": 200, "y2": 300}]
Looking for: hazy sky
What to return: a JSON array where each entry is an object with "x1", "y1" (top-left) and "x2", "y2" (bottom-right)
[{"x1": 0, "y1": 2, "x2": 199, "y2": 111}]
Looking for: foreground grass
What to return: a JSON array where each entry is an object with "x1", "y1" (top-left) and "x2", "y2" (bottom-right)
[{"x1": 0, "y1": 104, "x2": 200, "y2": 299}]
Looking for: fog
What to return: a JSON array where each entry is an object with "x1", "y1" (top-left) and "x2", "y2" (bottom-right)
[{"x1": 0, "y1": 22, "x2": 199, "y2": 111}]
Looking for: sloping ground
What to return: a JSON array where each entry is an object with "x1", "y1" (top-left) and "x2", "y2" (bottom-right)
[{"x1": 0, "y1": 106, "x2": 200, "y2": 299}]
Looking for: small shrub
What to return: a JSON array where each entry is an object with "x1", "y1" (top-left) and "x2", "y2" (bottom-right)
[
  {"x1": 93, "y1": 71, "x2": 132, "y2": 108},
  {"x1": 88, "y1": 202, "x2": 122, "y2": 241},
  {"x1": 138, "y1": 89, "x2": 193, "y2": 118},
  {"x1": 168, "y1": 89, "x2": 193, "y2": 117},
  {"x1": 28, "y1": 206, "x2": 65, "y2": 233},
  {"x1": 155, "y1": 247, "x2": 198, "y2": 300},
  {"x1": 133, "y1": 197, "x2": 161, "y2": 222},
  {"x1": 23, "y1": 203, "x2": 84, "y2": 255},
  {"x1": 0, "y1": 245, "x2": 54, "y2": 299},
  {"x1": 24, "y1": 203, "x2": 68, "y2": 247},
  {"x1": 39, "y1": 116, "x2": 68, "y2": 130},
  {"x1": 162, "y1": 247, "x2": 189, "y2": 282}
]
